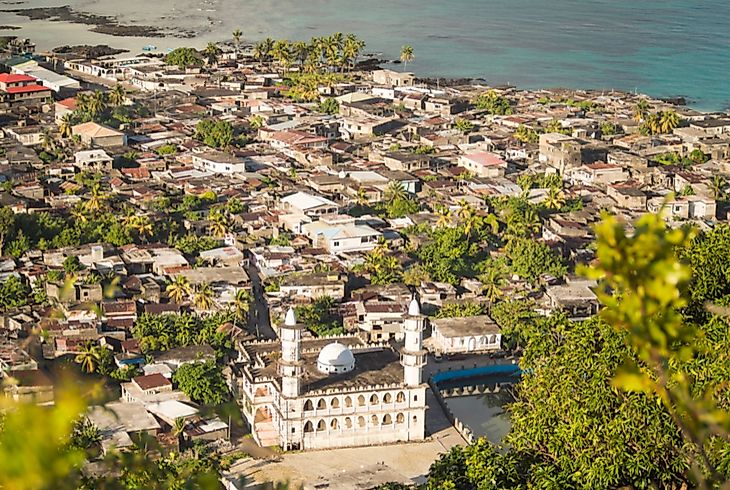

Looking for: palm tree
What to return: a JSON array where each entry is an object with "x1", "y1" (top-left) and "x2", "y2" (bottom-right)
[
  {"x1": 173, "y1": 417, "x2": 187, "y2": 449},
  {"x1": 88, "y1": 90, "x2": 107, "y2": 119},
  {"x1": 384, "y1": 181, "x2": 407, "y2": 203},
  {"x1": 70, "y1": 204, "x2": 89, "y2": 224},
  {"x1": 435, "y1": 205, "x2": 453, "y2": 228},
  {"x1": 84, "y1": 184, "x2": 106, "y2": 214},
  {"x1": 480, "y1": 264, "x2": 508, "y2": 311},
  {"x1": 41, "y1": 130, "x2": 55, "y2": 151},
  {"x1": 166, "y1": 275, "x2": 192, "y2": 303},
  {"x1": 233, "y1": 288, "x2": 251, "y2": 326},
  {"x1": 59, "y1": 113, "x2": 74, "y2": 138},
  {"x1": 712, "y1": 175, "x2": 726, "y2": 200},
  {"x1": 400, "y1": 45, "x2": 414, "y2": 71},
  {"x1": 659, "y1": 110, "x2": 681, "y2": 134},
  {"x1": 633, "y1": 99, "x2": 650, "y2": 122},
  {"x1": 192, "y1": 282, "x2": 215, "y2": 311},
  {"x1": 249, "y1": 114, "x2": 265, "y2": 129},
  {"x1": 209, "y1": 214, "x2": 229, "y2": 238},
  {"x1": 254, "y1": 37, "x2": 274, "y2": 67},
  {"x1": 292, "y1": 41, "x2": 309, "y2": 67},
  {"x1": 108, "y1": 84, "x2": 126, "y2": 107},
  {"x1": 232, "y1": 28, "x2": 243, "y2": 56},
  {"x1": 342, "y1": 33, "x2": 365, "y2": 72},
  {"x1": 75, "y1": 342, "x2": 101, "y2": 373},
  {"x1": 129, "y1": 215, "x2": 153, "y2": 242},
  {"x1": 355, "y1": 187, "x2": 369, "y2": 207},
  {"x1": 543, "y1": 186, "x2": 566, "y2": 210},
  {"x1": 204, "y1": 42, "x2": 222, "y2": 65},
  {"x1": 454, "y1": 118, "x2": 474, "y2": 134}
]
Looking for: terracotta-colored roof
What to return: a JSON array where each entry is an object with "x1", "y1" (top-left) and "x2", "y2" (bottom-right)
[
  {"x1": 0, "y1": 73, "x2": 37, "y2": 83},
  {"x1": 4, "y1": 85, "x2": 50, "y2": 94},
  {"x1": 133, "y1": 373, "x2": 171, "y2": 391}
]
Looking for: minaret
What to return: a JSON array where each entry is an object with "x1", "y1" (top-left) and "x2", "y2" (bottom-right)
[
  {"x1": 401, "y1": 297, "x2": 426, "y2": 386},
  {"x1": 279, "y1": 307, "x2": 304, "y2": 398}
]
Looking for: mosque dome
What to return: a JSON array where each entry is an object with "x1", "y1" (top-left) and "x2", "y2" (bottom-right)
[{"x1": 317, "y1": 342, "x2": 355, "y2": 374}]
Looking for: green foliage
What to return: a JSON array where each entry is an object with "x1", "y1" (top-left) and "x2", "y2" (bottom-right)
[
  {"x1": 454, "y1": 118, "x2": 474, "y2": 134},
  {"x1": 173, "y1": 360, "x2": 230, "y2": 405},
  {"x1": 317, "y1": 97, "x2": 340, "y2": 115},
  {"x1": 269, "y1": 233, "x2": 292, "y2": 247},
  {"x1": 382, "y1": 196, "x2": 419, "y2": 219},
  {"x1": 172, "y1": 234, "x2": 219, "y2": 255},
  {"x1": 679, "y1": 224, "x2": 730, "y2": 317},
  {"x1": 415, "y1": 226, "x2": 484, "y2": 285},
  {"x1": 295, "y1": 296, "x2": 344, "y2": 337},
  {"x1": 433, "y1": 302, "x2": 486, "y2": 318},
  {"x1": 583, "y1": 211, "x2": 730, "y2": 485},
  {"x1": 509, "y1": 316, "x2": 689, "y2": 489},
  {"x1": 0, "y1": 275, "x2": 30, "y2": 311},
  {"x1": 505, "y1": 238, "x2": 567, "y2": 283},
  {"x1": 131, "y1": 312, "x2": 234, "y2": 355},
  {"x1": 70, "y1": 418, "x2": 101, "y2": 450},
  {"x1": 364, "y1": 244, "x2": 403, "y2": 285},
  {"x1": 195, "y1": 119, "x2": 234, "y2": 149},
  {"x1": 165, "y1": 47, "x2": 203, "y2": 69},
  {"x1": 490, "y1": 299, "x2": 539, "y2": 349},
  {"x1": 513, "y1": 124, "x2": 538, "y2": 143},
  {"x1": 155, "y1": 144, "x2": 178, "y2": 156},
  {"x1": 599, "y1": 121, "x2": 620, "y2": 136},
  {"x1": 473, "y1": 90, "x2": 512, "y2": 115},
  {"x1": 63, "y1": 255, "x2": 84, "y2": 274}
]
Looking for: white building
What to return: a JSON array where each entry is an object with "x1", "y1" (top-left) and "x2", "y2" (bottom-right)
[
  {"x1": 233, "y1": 300, "x2": 427, "y2": 450},
  {"x1": 280, "y1": 191, "x2": 338, "y2": 218},
  {"x1": 429, "y1": 315, "x2": 502, "y2": 354},
  {"x1": 74, "y1": 149, "x2": 113, "y2": 172},
  {"x1": 302, "y1": 216, "x2": 381, "y2": 254},
  {"x1": 192, "y1": 150, "x2": 248, "y2": 175}
]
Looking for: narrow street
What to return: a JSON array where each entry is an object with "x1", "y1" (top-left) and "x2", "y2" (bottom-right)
[{"x1": 247, "y1": 262, "x2": 277, "y2": 340}]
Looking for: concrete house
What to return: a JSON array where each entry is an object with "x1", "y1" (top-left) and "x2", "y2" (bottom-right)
[
  {"x1": 458, "y1": 152, "x2": 508, "y2": 178},
  {"x1": 74, "y1": 149, "x2": 114, "y2": 172},
  {"x1": 429, "y1": 315, "x2": 502, "y2": 354},
  {"x1": 72, "y1": 122, "x2": 127, "y2": 148}
]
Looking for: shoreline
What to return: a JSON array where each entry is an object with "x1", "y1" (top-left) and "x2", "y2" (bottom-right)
[{"x1": 0, "y1": 11, "x2": 725, "y2": 113}]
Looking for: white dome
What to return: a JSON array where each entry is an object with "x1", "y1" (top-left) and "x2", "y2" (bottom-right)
[{"x1": 317, "y1": 342, "x2": 356, "y2": 374}]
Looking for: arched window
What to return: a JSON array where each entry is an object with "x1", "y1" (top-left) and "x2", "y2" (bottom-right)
[
  {"x1": 331, "y1": 418, "x2": 339, "y2": 430},
  {"x1": 396, "y1": 391, "x2": 405, "y2": 403},
  {"x1": 331, "y1": 397, "x2": 340, "y2": 409},
  {"x1": 304, "y1": 400, "x2": 314, "y2": 411},
  {"x1": 383, "y1": 393, "x2": 392, "y2": 403},
  {"x1": 383, "y1": 414, "x2": 392, "y2": 425},
  {"x1": 317, "y1": 419, "x2": 326, "y2": 431},
  {"x1": 370, "y1": 394, "x2": 379, "y2": 405},
  {"x1": 317, "y1": 398, "x2": 326, "y2": 410},
  {"x1": 396, "y1": 413, "x2": 405, "y2": 424},
  {"x1": 371, "y1": 414, "x2": 379, "y2": 426},
  {"x1": 304, "y1": 421, "x2": 314, "y2": 432},
  {"x1": 345, "y1": 417, "x2": 353, "y2": 429},
  {"x1": 412, "y1": 415, "x2": 417, "y2": 424},
  {"x1": 357, "y1": 416, "x2": 366, "y2": 428},
  {"x1": 345, "y1": 396, "x2": 353, "y2": 408},
  {"x1": 358, "y1": 395, "x2": 366, "y2": 406}
]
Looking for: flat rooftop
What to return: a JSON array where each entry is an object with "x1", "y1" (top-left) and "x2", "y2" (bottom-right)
[{"x1": 430, "y1": 315, "x2": 501, "y2": 337}]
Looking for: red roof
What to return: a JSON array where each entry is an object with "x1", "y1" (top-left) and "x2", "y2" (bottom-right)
[
  {"x1": 0, "y1": 73, "x2": 37, "y2": 84},
  {"x1": 4, "y1": 85, "x2": 50, "y2": 94},
  {"x1": 133, "y1": 373, "x2": 171, "y2": 391}
]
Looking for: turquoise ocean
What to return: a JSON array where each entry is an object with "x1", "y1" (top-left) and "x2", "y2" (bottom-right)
[
  {"x1": 231, "y1": 0, "x2": 730, "y2": 111},
  {"x1": 4, "y1": 0, "x2": 730, "y2": 110}
]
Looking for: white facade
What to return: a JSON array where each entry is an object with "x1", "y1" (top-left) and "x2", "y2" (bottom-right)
[{"x1": 235, "y1": 303, "x2": 427, "y2": 451}]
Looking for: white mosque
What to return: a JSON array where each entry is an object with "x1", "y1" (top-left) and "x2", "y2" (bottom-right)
[{"x1": 232, "y1": 298, "x2": 428, "y2": 450}]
